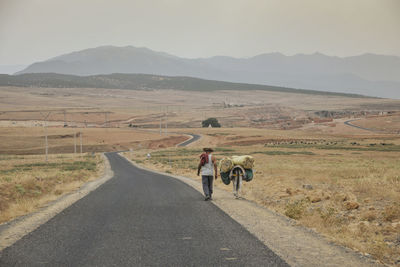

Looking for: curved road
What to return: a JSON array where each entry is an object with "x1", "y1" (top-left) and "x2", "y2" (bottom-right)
[
  {"x1": 344, "y1": 119, "x2": 377, "y2": 132},
  {"x1": 177, "y1": 133, "x2": 201, "y2": 147},
  {"x1": 0, "y1": 153, "x2": 287, "y2": 266}
]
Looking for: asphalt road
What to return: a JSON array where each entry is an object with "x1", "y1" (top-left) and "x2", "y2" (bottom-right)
[
  {"x1": 0, "y1": 153, "x2": 288, "y2": 267},
  {"x1": 177, "y1": 133, "x2": 201, "y2": 147},
  {"x1": 344, "y1": 119, "x2": 376, "y2": 132}
]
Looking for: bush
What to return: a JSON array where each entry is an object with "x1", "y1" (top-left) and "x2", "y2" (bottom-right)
[
  {"x1": 284, "y1": 199, "x2": 307, "y2": 219},
  {"x1": 202, "y1": 118, "x2": 221, "y2": 128},
  {"x1": 15, "y1": 184, "x2": 25, "y2": 195},
  {"x1": 382, "y1": 204, "x2": 400, "y2": 222}
]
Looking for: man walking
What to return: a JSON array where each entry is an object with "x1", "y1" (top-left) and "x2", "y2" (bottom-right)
[{"x1": 197, "y1": 148, "x2": 218, "y2": 201}]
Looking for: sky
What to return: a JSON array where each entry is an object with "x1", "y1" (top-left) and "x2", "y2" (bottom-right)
[{"x1": 0, "y1": 0, "x2": 399, "y2": 65}]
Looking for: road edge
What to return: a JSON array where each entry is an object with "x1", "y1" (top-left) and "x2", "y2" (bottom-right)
[
  {"x1": 120, "y1": 153, "x2": 383, "y2": 267},
  {"x1": 175, "y1": 134, "x2": 194, "y2": 147},
  {"x1": 0, "y1": 153, "x2": 114, "y2": 251},
  {"x1": 176, "y1": 133, "x2": 201, "y2": 147}
]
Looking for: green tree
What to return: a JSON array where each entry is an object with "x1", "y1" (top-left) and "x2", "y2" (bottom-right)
[{"x1": 202, "y1": 118, "x2": 221, "y2": 128}]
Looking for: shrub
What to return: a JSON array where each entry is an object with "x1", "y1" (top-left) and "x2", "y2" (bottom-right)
[
  {"x1": 382, "y1": 204, "x2": 400, "y2": 222},
  {"x1": 285, "y1": 199, "x2": 307, "y2": 219},
  {"x1": 361, "y1": 211, "x2": 377, "y2": 222},
  {"x1": 15, "y1": 184, "x2": 25, "y2": 195}
]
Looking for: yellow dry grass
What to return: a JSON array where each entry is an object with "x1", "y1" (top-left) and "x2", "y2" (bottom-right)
[
  {"x1": 2, "y1": 86, "x2": 400, "y2": 130},
  {"x1": 1, "y1": 85, "x2": 400, "y2": 263},
  {"x1": 352, "y1": 114, "x2": 400, "y2": 133},
  {"x1": 124, "y1": 129, "x2": 400, "y2": 265},
  {"x1": 0, "y1": 153, "x2": 103, "y2": 224},
  {"x1": 0, "y1": 127, "x2": 180, "y2": 154}
]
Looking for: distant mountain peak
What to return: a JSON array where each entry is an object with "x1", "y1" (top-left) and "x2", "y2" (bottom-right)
[{"x1": 251, "y1": 52, "x2": 285, "y2": 59}]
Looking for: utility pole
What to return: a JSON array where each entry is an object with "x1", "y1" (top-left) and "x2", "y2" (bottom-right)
[
  {"x1": 80, "y1": 131, "x2": 83, "y2": 155},
  {"x1": 45, "y1": 124, "x2": 48, "y2": 161},
  {"x1": 159, "y1": 107, "x2": 163, "y2": 134},
  {"x1": 63, "y1": 110, "x2": 67, "y2": 127},
  {"x1": 159, "y1": 116, "x2": 162, "y2": 135},
  {"x1": 40, "y1": 112, "x2": 51, "y2": 162},
  {"x1": 165, "y1": 106, "x2": 168, "y2": 135},
  {"x1": 74, "y1": 132, "x2": 77, "y2": 154},
  {"x1": 104, "y1": 112, "x2": 108, "y2": 128}
]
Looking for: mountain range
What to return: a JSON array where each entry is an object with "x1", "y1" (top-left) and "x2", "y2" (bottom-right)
[
  {"x1": 16, "y1": 46, "x2": 400, "y2": 99},
  {"x1": 0, "y1": 73, "x2": 367, "y2": 99}
]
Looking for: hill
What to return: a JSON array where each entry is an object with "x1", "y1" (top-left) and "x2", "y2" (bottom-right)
[
  {"x1": 0, "y1": 73, "x2": 368, "y2": 98},
  {"x1": 16, "y1": 46, "x2": 400, "y2": 98}
]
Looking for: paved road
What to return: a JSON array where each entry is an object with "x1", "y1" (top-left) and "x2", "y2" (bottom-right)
[
  {"x1": 344, "y1": 119, "x2": 376, "y2": 132},
  {"x1": 177, "y1": 133, "x2": 201, "y2": 147},
  {"x1": 0, "y1": 153, "x2": 287, "y2": 266}
]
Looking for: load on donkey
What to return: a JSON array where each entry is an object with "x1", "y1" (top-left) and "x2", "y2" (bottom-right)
[{"x1": 219, "y1": 155, "x2": 254, "y2": 199}]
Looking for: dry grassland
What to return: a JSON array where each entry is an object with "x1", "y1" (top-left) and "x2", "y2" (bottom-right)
[
  {"x1": 123, "y1": 127, "x2": 400, "y2": 265},
  {"x1": 0, "y1": 153, "x2": 103, "y2": 224},
  {"x1": 2, "y1": 86, "x2": 400, "y2": 264},
  {"x1": 352, "y1": 114, "x2": 400, "y2": 133},
  {"x1": 0, "y1": 127, "x2": 184, "y2": 155},
  {"x1": 2, "y1": 86, "x2": 400, "y2": 130}
]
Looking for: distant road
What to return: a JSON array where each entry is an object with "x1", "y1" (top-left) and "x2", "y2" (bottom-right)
[
  {"x1": 125, "y1": 127, "x2": 201, "y2": 147},
  {"x1": 344, "y1": 119, "x2": 377, "y2": 132},
  {"x1": 177, "y1": 133, "x2": 201, "y2": 147},
  {"x1": 0, "y1": 153, "x2": 287, "y2": 266}
]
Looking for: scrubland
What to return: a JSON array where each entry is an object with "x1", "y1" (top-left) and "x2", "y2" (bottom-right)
[
  {"x1": 2, "y1": 86, "x2": 400, "y2": 264},
  {"x1": 0, "y1": 127, "x2": 182, "y2": 155},
  {"x1": 0, "y1": 153, "x2": 103, "y2": 224},
  {"x1": 124, "y1": 128, "x2": 400, "y2": 265},
  {"x1": 352, "y1": 114, "x2": 400, "y2": 133}
]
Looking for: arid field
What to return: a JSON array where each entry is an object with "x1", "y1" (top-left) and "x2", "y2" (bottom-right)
[
  {"x1": 1, "y1": 86, "x2": 400, "y2": 130},
  {"x1": 0, "y1": 153, "x2": 103, "y2": 223},
  {"x1": 1, "y1": 86, "x2": 400, "y2": 265},
  {"x1": 124, "y1": 126, "x2": 400, "y2": 265},
  {"x1": 0, "y1": 127, "x2": 185, "y2": 155}
]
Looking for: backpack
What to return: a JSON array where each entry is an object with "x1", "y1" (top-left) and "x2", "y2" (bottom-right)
[
  {"x1": 220, "y1": 172, "x2": 231, "y2": 185},
  {"x1": 200, "y1": 153, "x2": 209, "y2": 166},
  {"x1": 244, "y1": 169, "x2": 253, "y2": 182}
]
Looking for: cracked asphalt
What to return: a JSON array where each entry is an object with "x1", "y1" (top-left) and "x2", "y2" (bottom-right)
[{"x1": 0, "y1": 152, "x2": 288, "y2": 267}]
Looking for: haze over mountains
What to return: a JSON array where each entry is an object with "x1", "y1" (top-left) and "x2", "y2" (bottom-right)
[
  {"x1": 0, "y1": 65, "x2": 27, "y2": 75},
  {"x1": 17, "y1": 46, "x2": 400, "y2": 99}
]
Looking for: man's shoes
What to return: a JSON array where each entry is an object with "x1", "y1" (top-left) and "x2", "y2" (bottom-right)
[
  {"x1": 209, "y1": 195, "x2": 213, "y2": 200},
  {"x1": 204, "y1": 195, "x2": 210, "y2": 201}
]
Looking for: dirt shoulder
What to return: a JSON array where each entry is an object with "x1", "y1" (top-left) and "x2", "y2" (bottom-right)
[
  {"x1": 121, "y1": 154, "x2": 382, "y2": 267},
  {"x1": 0, "y1": 154, "x2": 114, "y2": 251}
]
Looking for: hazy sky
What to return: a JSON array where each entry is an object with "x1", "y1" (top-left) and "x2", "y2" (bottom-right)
[{"x1": 1, "y1": 0, "x2": 399, "y2": 65}]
